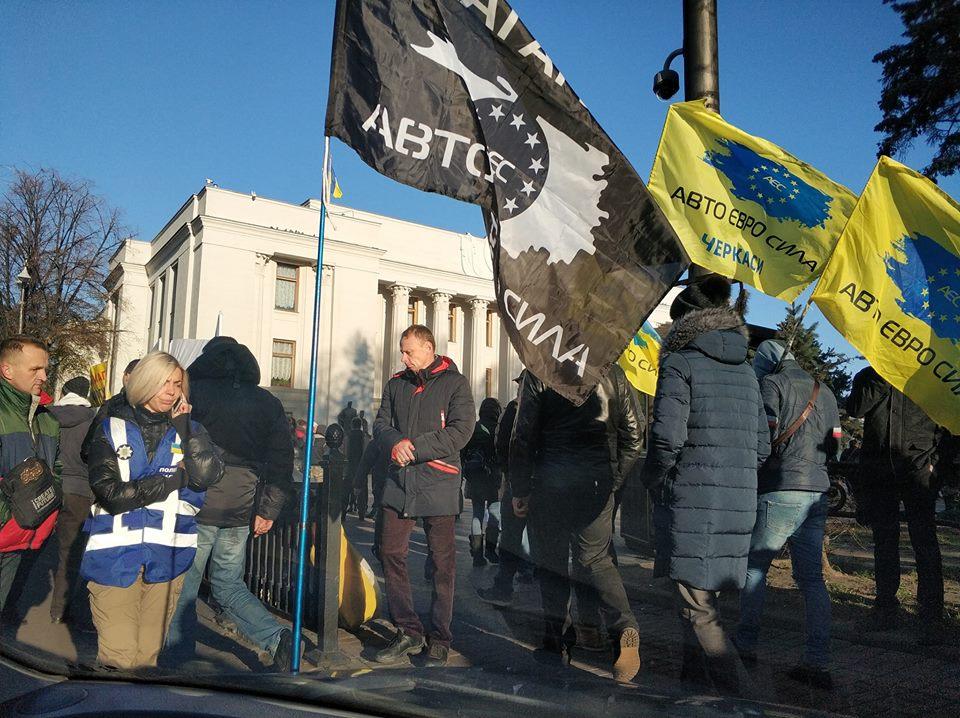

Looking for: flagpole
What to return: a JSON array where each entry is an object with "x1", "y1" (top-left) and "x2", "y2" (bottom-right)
[{"x1": 291, "y1": 136, "x2": 331, "y2": 674}]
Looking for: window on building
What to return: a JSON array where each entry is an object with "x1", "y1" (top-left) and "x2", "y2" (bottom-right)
[
  {"x1": 449, "y1": 305, "x2": 458, "y2": 343},
  {"x1": 154, "y1": 276, "x2": 165, "y2": 345},
  {"x1": 275, "y1": 263, "x2": 298, "y2": 311},
  {"x1": 166, "y1": 262, "x2": 179, "y2": 342},
  {"x1": 486, "y1": 309, "x2": 495, "y2": 347},
  {"x1": 148, "y1": 282, "x2": 159, "y2": 345},
  {"x1": 271, "y1": 339, "x2": 296, "y2": 387},
  {"x1": 408, "y1": 298, "x2": 418, "y2": 326},
  {"x1": 485, "y1": 367, "x2": 494, "y2": 398}
]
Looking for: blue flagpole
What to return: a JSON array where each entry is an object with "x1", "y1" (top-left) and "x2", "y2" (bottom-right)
[{"x1": 291, "y1": 136, "x2": 331, "y2": 673}]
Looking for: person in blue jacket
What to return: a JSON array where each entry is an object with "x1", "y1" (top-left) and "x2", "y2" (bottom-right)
[{"x1": 81, "y1": 351, "x2": 223, "y2": 670}]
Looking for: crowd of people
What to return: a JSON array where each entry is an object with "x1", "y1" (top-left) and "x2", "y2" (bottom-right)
[{"x1": 0, "y1": 273, "x2": 956, "y2": 693}]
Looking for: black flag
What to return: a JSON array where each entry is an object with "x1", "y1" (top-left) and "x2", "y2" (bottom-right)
[{"x1": 326, "y1": 0, "x2": 689, "y2": 404}]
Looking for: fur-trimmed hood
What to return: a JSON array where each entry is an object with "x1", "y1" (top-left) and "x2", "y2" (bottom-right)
[{"x1": 661, "y1": 307, "x2": 749, "y2": 365}]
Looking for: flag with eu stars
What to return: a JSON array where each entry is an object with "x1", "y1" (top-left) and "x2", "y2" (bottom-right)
[
  {"x1": 618, "y1": 320, "x2": 662, "y2": 397},
  {"x1": 649, "y1": 100, "x2": 857, "y2": 302},
  {"x1": 813, "y1": 157, "x2": 960, "y2": 433}
]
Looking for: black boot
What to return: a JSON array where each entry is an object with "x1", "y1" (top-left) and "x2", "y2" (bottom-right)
[
  {"x1": 469, "y1": 535, "x2": 487, "y2": 567},
  {"x1": 484, "y1": 538, "x2": 500, "y2": 564}
]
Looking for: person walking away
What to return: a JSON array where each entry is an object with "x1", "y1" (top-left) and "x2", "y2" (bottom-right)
[
  {"x1": 733, "y1": 340, "x2": 840, "y2": 690},
  {"x1": 510, "y1": 366, "x2": 644, "y2": 683},
  {"x1": 462, "y1": 397, "x2": 502, "y2": 567},
  {"x1": 47, "y1": 376, "x2": 96, "y2": 625},
  {"x1": 0, "y1": 336, "x2": 61, "y2": 615},
  {"x1": 163, "y1": 337, "x2": 296, "y2": 670},
  {"x1": 372, "y1": 325, "x2": 474, "y2": 668},
  {"x1": 477, "y1": 379, "x2": 534, "y2": 607},
  {"x1": 346, "y1": 416, "x2": 367, "y2": 519},
  {"x1": 82, "y1": 351, "x2": 223, "y2": 670},
  {"x1": 847, "y1": 366, "x2": 947, "y2": 645},
  {"x1": 640, "y1": 276, "x2": 769, "y2": 698}
]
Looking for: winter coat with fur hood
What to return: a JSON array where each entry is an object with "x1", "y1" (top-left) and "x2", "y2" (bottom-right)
[{"x1": 641, "y1": 307, "x2": 770, "y2": 591}]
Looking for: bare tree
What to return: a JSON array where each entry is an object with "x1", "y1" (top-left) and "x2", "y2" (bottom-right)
[{"x1": 0, "y1": 168, "x2": 125, "y2": 384}]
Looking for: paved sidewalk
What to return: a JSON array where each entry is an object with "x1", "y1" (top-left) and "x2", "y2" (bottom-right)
[{"x1": 3, "y1": 505, "x2": 958, "y2": 717}]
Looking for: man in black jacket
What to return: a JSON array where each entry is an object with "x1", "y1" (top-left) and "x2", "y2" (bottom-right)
[
  {"x1": 372, "y1": 325, "x2": 475, "y2": 668},
  {"x1": 47, "y1": 377, "x2": 97, "y2": 624},
  {"x1": 163, "y1": 337, "x2": 296, "y2": 669},
  {"x1": 510, "y1": 366, "x2": 643, "y2": 683},
  {"x1": 847, "y1": 366, "x2": 945, "y2": 644}
]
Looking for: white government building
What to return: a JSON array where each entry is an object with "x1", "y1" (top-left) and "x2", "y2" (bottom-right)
[{"x1": 103, "y1": 184, "x2": 675, "y2": 424}]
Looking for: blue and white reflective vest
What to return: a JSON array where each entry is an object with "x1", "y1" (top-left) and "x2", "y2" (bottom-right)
[{"x1": 80, "y1": 417, "x2": 205, "y2": 588}]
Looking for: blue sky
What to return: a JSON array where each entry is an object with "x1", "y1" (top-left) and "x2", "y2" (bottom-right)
[{"x1": 3, "y1": 0, "x2": 956, "y2": 375}]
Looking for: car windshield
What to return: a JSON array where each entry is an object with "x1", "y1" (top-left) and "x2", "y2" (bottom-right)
[{"x1": 2, "y1": 2, "x2": 959, "y2": 718}]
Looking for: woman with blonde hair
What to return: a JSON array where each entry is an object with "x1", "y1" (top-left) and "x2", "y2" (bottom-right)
[{"x1": 81, "y1": 351, "x2": 223, "y2": 670}]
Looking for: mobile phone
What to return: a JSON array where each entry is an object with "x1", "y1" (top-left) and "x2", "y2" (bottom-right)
[{"x1": 172, "y1": 396, "x2": 183, "y2": 414}]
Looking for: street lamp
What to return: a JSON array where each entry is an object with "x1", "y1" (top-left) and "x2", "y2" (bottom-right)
[{"x1": 16, "y1": 266, "x2": 30, "y2": 333}]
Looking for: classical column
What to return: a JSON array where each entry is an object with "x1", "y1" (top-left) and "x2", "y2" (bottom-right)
[
  {"x1": 385, "y1": 284, "x2": 411, "y2": 373},
  {"x1": 430, "y1": 291, "x2": 452, "y2": 356},
  {"x1": 466, "y1": 297, "x2": 488, "y2": 401}
]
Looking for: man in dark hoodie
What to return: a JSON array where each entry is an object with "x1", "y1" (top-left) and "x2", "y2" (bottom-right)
[
  {"x1": 163, "y1": 337, "x2": 295, "y2": 670},
  {"x1": 847, "y1": 366, "x2": 947, "y2": 645},
  {"x1": 641, "y1": 276, "x2": 769, "y2": 697},
  {"x1": 47, "y1": 376, "x2": 97, "y2": 624}
]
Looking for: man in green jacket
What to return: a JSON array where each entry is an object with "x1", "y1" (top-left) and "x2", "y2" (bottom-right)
[{"x1": 0, "y1": 335, "x2": 61, "y2": 612}]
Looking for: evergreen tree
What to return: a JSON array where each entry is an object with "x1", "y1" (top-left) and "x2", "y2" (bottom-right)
[
  {"x1": 775, "y1": 303, "x2": 853, "y2": 400},
  {"x1": 874, "y1": 0, "x2": 960, "y2": 178}
]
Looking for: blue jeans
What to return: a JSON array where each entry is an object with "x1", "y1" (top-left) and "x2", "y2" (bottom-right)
[
  {"x1": 166, "y1": 525, "x2": 284, "y2": 657},
  {"x1": 736, "y1": 491, "x2": 831, "y2": 669}
]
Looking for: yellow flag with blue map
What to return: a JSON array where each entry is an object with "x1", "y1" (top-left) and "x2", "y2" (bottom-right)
[
  {"x1": 812, "y1": 157, "x2": 960, "y2": 434},
  {"x1": 649, "y1": 100, "x2": 857, "y2": 302},
  {"x1": 618, "y1": 321, "x2": 662, "y2": 397}
]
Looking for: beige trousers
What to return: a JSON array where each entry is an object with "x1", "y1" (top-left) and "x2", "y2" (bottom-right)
[{"x1": 88, "y1": 570, "x2": 185, "y2": 669}]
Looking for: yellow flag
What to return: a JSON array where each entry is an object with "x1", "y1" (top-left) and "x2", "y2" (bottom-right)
[
  {"x1": 618, "y1": 321, "x2": 662, "y2": 397},
  {"x1": 812, "y1": 157, "x2": 960, "y2": 433},
  {"x1": 649, "y1": 100, "x2": 857, "y2": 302},
  {"x1": 89, "y1": 362, "x2": 109, "y2": 406},
  {"x1": 332, "y1": 170, "x2": 343, "y2": 199}
]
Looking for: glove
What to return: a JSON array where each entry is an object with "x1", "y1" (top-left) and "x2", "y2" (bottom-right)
[
  {"x1": 163, "y1": 466, "x2": 189, "y2": 495},
  {"x1": 171, "y1": 412, "x2": 191, "y2": 441}
]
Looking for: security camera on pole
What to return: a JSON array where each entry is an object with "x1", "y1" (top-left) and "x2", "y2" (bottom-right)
[{"x1": 654, "y1": 0, "x2": 720, "y2": 281}]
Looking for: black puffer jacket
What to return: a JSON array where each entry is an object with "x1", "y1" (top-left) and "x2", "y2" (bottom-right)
[
  {"x1": 374, "y1": 356, "x2": 475, "y2": 518},
  {"x1": 86, "y1": 401, "x2": 223, "y2": 515},
  {"x1": 758, "y1": 359, "x2": 841, "y2": 494},
  {"x1": 641, "y1": 307, "x2": 770, "y2": 592},
  {"x1": 847, "y1": 366, "x2": 943, "y2": 482},
  {"x1": 188, "y1": 337, "x2": 295, "y2": 526},
  {"x1": 509, "y1": 364, "x2": 643, "y2": 498}
]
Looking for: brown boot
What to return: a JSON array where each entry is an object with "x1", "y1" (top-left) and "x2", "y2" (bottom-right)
[{"x1": 613, "y1": 627, "x2": 641, "y2": 683}]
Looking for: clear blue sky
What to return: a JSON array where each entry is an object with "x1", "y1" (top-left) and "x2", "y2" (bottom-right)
[{"x1": 3, "y1": 0, "x2": 956, "y2": 375}]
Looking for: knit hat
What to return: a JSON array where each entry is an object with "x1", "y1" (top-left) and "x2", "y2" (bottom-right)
[
  {"x1": 62, "y1": 376, "x2": 90, "y2": 399},
  {"x1": 670, "y1": 275, "x2": 733, "y2": 320},
  {"x1": 753, "y1": 340, "x2": 794, "y2": 380}
]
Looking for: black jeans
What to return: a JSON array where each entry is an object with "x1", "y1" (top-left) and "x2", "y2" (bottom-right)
[
  {"x1": 528, "y1": 489, "x2": 638, "y2": 646},
  {"x1": 50, "y1": 493, "x2": 94, "y2": 619},
  {"x1": 867, "y1": 472, "x2": 943, "y2": 618},
  {"x1": 493, "y1": 484, "x2": 526, "y2": 590}
]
